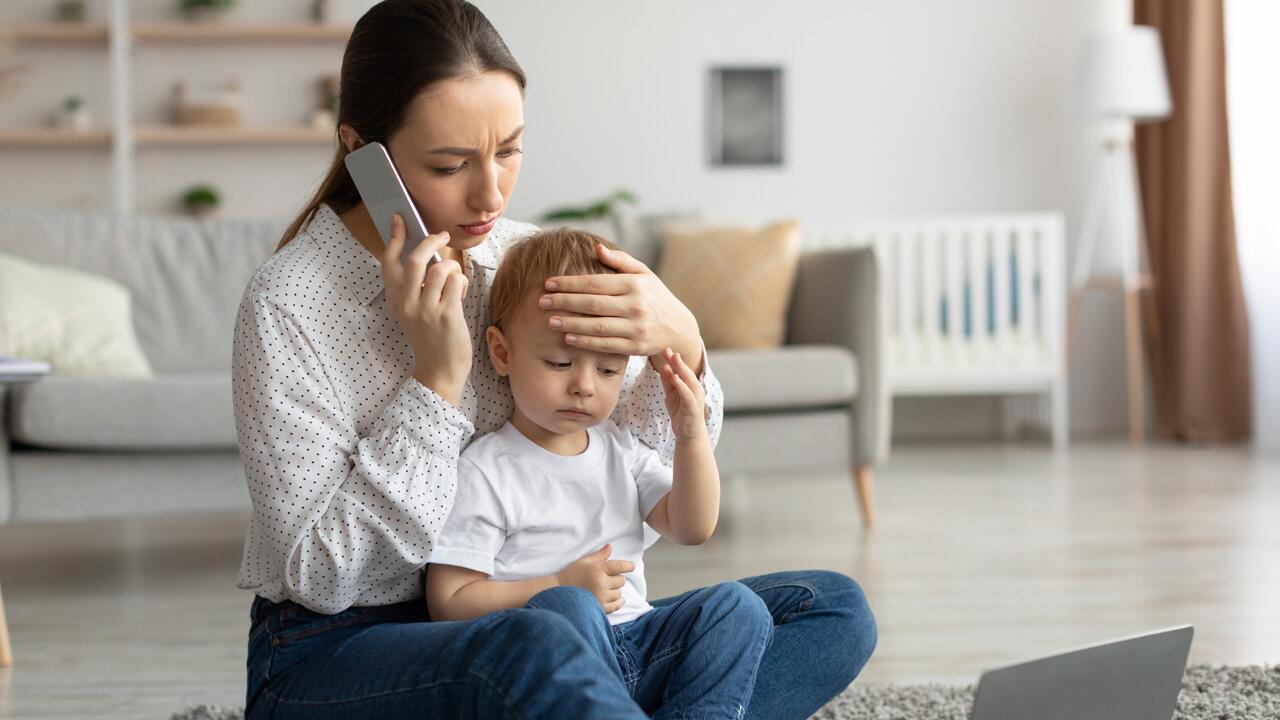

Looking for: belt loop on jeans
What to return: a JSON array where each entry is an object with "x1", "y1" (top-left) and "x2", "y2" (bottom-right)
[{"x1": 251, "y1": 595, "x2": 279, "y2": 624}]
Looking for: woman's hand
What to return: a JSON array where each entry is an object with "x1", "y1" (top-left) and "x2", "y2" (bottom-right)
[
  {"x1": 381, "y1": 213, "x2": 472, "y2": 406},
  {"x1": 539, "y1": 244, "x2": 704, "y2": 374},
  {"x1": 659, "y1": 347, "x2": 709, "y2": 442}
]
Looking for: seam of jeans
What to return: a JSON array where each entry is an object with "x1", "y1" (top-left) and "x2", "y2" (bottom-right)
[
  {"x1": 646, "y1": 640, "x2": 685, "y2": 668},
  {"x1": 249, "y1": 619, "x2": 270, "y2": 646},
  {"x1": 271, "y1": 614, "x2": 374, "y2": 646},
  {"x1": 259, "y1": 671, "x2": 523, "y2": 717},
  {"x1": 746, "y1": 579, "x2": 817, "y2": 595},
  {"x1": 752, "y1": 580, "x2": 817, "y2": 623},
  {"x1": 729, "y1": 617, "x2": 773, "y2": 720},
  {"x1": 614, "y1": 629, "x2": 642, "y2": 688}
]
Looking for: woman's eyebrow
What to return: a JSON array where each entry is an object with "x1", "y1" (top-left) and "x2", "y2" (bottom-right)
[{"x1": 427, "y1": 126, "x2": 525, "y2": 157}]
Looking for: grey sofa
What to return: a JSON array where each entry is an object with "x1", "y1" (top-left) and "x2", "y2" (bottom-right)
[{"x1": 0, "y1": 204, "x2": 888, "y2": 527}]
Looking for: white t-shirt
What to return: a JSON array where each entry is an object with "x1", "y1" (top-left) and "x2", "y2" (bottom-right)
[{"x1": 430, "y1": 419, "x2": 674, "y2": 625}]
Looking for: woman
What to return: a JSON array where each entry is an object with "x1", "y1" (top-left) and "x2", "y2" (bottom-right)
[{"x1": 234, "y1": 1, "x2": 876, "y2": 717}]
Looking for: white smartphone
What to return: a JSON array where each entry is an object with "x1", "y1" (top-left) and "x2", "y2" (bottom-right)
[{"x1": 344, "y1": 141, "x2": 442, "y2": 267}]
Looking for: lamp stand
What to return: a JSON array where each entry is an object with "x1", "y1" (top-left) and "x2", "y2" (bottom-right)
[{"x1": 1067, "y1": 121, "x2": 1155, "y2": 445}]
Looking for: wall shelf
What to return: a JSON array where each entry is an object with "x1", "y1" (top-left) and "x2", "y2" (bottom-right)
[
  {"x1": 4, "y1": 21, "x2": 351, "y2": 44},
  {"x1": 135, "y1": 125, "x2": 334, "y2": 145},
  {"x1": 0, "y1": 128, "x2": 112, "y2": 147},
  {"x1": 1, "y1": 1, "x2": 347, "y2": 212},
  {"x1": 6, "y1": 23, "x2": 110, "y2": 44},
  {"x1": 131, "y1": 23, "x2": 352, "y2": 44}
]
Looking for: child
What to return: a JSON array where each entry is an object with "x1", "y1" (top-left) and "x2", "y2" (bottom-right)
[{"x1": 426, "y1": 228, "x2": 773, "y2": 718}]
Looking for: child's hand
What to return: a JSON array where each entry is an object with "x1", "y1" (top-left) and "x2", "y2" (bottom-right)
[
  {"x1": 660, "y1": 347, "x2": 707, "y2": 442},
  {"x1": 555, "y1": 544, "x2": 635, "y2": 614}
]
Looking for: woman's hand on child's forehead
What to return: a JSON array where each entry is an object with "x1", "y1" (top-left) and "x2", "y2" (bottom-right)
[{"x1": 534, "y1": 242, "x2": 701, "y2": 363}]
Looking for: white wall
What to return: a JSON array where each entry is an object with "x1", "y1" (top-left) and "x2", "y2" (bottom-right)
[
  {"x1": 0, "y1": 0, "x2": 1138, "y2": 438},
  {"x1": 484, "y1": 0, "x2": 1135, "y2": 439},
  {"x1": 1226, "y1": 0, "x2": 1280, "y2": 453}
]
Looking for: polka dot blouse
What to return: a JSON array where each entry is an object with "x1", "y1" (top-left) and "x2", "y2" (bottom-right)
[{"x1": 231, "y1": 203, "x2": 724, "y2": 614}]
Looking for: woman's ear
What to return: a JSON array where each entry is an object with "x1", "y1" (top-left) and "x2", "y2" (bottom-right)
[
  {"x1": 486, "y1": 325, "x2": 511, "y2": 377},
  {"x1": 338, "y1": 123, "x2": 364, "y2": 153}
]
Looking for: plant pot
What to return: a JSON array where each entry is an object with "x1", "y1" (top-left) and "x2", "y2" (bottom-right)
[
  {"x1": 185, "y1": 202, "x2": 218, "y2": 219},
  {"x1": 181, "y1": 6, "x2": 233, "y2": 23}
]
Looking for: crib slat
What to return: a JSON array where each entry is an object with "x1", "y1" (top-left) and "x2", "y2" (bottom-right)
[
  {"x1": 943, "y1": 225, "x2": 963, "y2": 364},
  {"x1": 1039, "y1": 218, "x2": 1064, "y2": 363},
  {"x1": 896, "y1": 226, "x2": 916, "y2": 366},
  {"x1": 1016, "y1": 223, "x2": 1037, "y2": 360},
  {"x1": 993, "y1": 224, "x2": 1012, "y2": 361},
  {"x1": 920, "y1": 227, "x2": 940, "y2": 366},
  {"x1": 966, "y1": 224, "x2": 988, "y2": 364}
]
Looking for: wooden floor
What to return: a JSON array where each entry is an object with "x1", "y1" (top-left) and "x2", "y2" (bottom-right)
[{"x1": 0, "y1": 442, "x2": 1277, "y2": 719}]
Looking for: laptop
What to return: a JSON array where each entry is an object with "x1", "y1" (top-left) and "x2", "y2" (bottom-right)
[{"x1": 970, "y1": 625, "x2": 1194, "y2": 720}]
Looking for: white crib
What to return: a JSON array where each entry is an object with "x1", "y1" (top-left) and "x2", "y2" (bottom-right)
[{"x1": 803, "y1": 213, "x2": 1069, "y2": 449}]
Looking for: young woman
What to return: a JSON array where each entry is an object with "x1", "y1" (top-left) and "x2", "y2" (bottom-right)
[{"x1": 233, "y1": 1, "x2": 876, "y2": 717}]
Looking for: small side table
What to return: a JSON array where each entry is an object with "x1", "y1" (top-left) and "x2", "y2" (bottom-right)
[{"x1": 0, "y1": 365, "x2": 50, "y2": 669}]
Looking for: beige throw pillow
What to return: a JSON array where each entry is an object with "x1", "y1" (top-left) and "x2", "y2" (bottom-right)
[
  {"x1": 0, "y1": 252, "x2": 153, "y2": 377},
  {"x1": 657, "y1": 220, "x2": 801, "y2": 350}
]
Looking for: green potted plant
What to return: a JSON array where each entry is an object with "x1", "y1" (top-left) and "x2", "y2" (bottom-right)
[
  {"x1": 179, "y1": 0, "x2": 237, "y2": 22},
  {"x1": 54, "y1": 95, "x2": 90, "y2": 132},
  {"x1": 54, "y1": 1, "x2": 87, "y2": 23},
  {"x1": 182, "y1": 184, "x2": 221, "y2": 218},
  {"x1": 539, "y1": 189, "x2": 638, "y2": 242}
]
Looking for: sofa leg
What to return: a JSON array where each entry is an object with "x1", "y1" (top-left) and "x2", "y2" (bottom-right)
[
  {"x1": 0, "y1": 580, "x2": 12, "y2": 667},
  {"x1": 852, "y1": 466, "x2": 876, "y2": 528}
]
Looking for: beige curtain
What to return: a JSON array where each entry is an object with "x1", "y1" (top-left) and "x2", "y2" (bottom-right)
[{"x1": 1133, "y1": 0, "x2": 1251, "y2": 442}]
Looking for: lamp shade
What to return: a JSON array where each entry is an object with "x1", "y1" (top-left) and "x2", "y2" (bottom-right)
[{"x1": 1081, "y1": 26, "x2": 1172, "y2": 122}]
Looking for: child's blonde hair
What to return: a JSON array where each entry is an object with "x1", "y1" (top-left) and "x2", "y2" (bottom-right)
[{"x1": 489, "y1": 228, "x2": 623, "y2": 330}]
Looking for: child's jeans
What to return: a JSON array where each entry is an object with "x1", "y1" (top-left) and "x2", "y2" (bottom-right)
[
  {"x1": 527, "y1": 570, "x2": 877, "y2": 720},
  {"x1": 526, "y1": 581, "x2": 774, "y2": 719}
]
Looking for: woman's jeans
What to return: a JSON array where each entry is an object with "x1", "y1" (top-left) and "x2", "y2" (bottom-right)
[{"x1": 244, "y1": 570, "x2": 876, "y2": 720}]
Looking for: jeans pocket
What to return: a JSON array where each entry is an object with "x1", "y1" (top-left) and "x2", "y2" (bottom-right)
[{"x1": 271, "y1": 605, "x2": 378, "y2": 647}]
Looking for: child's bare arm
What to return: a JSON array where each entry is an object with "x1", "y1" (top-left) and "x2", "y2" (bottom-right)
[
  {"x1": 426, "y1": 545, "x2": 636, "y2": 621},
  {"x1": 426, "y1": 563, "x2": 558, "y2": 621},
  {"x1": 646, "y1": 348, "x2": 720, "y2": 545}
]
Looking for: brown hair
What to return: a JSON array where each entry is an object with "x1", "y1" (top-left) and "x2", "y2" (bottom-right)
[
  {"x1": 489, "y1": 229, "x2": 623, "y2": 331},
  {"x1": 276, "y1": 0, "x2": 526, "y2": 250}
]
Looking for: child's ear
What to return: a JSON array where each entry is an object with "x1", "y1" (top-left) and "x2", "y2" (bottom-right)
[{"x1": 486, "y1": 325, "x2": 511, "y2": 376}]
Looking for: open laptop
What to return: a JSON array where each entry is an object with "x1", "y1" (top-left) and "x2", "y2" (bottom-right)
[{"x1": 970, "y1": 625, "x2": 1193, "y2": 720}]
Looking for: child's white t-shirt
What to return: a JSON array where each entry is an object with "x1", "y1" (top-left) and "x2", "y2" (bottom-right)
[{"x1": 430, "y1": 419, "x2": 674, "y2": 625}]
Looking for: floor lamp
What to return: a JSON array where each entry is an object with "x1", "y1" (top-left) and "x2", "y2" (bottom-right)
[{"x1": 1070, "y1": 26, "x2": 1172, "y2": 445}]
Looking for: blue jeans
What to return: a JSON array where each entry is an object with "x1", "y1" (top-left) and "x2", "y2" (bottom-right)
[
  {"x1": 526, "y1": 582, "x2": 774, "y2": 718},
  {"x1": 244, "y1": 570, "x2": 875, "y2": 719}
]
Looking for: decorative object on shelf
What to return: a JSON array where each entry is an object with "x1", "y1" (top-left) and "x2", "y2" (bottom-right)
[
  {"x1": 708, "y1": 66, "x2": 784, "y2": 166},
  {"x1": 182, "y1": 184, "x2": 222, "y2": 217},
  {"x1": 53, "y1": 0, "x2": 88, "y2": 23},
  {"x1": 52, "y1": 95, "x2": 91, "y2": 132},
  {"x1": 540, "y1": 189, "x2": 638, "y2": 242},
  {"x1": 179, "y1": 0, "x2": 237, "y2": 23},
  {"x1": 309, "y1": 73, "x2": 339, "y2": 130},
  {"x1": 312, "y1": 0, "x2": 336, "y2": 24},
  {"x1": 0, "y1": 38, "x2": 29, "y2": 101},
  {"x1": 172, "y1": 78, "x2": 242, "y2": 127}
]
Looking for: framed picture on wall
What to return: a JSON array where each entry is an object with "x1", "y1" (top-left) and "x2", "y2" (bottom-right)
[{"x1": 707, "y1": 66, "x2": 784, "y2": 167}]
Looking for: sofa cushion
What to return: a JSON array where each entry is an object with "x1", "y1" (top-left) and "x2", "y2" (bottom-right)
[
  {"x1": 0, "y1": 252, "x2": 154, "y2": 377},
  {"x1": 0, "y1": 204, "x2": 280, "y2": 374},
  {"x1": 709, "y1": 345, "x2": 857, "y2": 412},
  {"x1": 659, "y1": 220, "x2": 802, "y2": 350},
  {"x1": 8, "y1": 374, "x2": 235, "y2": 451}
]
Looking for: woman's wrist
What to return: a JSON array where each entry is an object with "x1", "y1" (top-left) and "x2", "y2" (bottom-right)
[
  {"x1": 648, "y1": 314, "x2": 703, "y2": 375},
  {"x1": 414, "y1": 369, "x2": 464, "y2": 408}
]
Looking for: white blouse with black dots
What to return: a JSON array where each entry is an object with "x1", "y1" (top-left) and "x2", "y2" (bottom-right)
[{"x1": 232, "y1": 203, "x2": 724, "y2": 614}]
